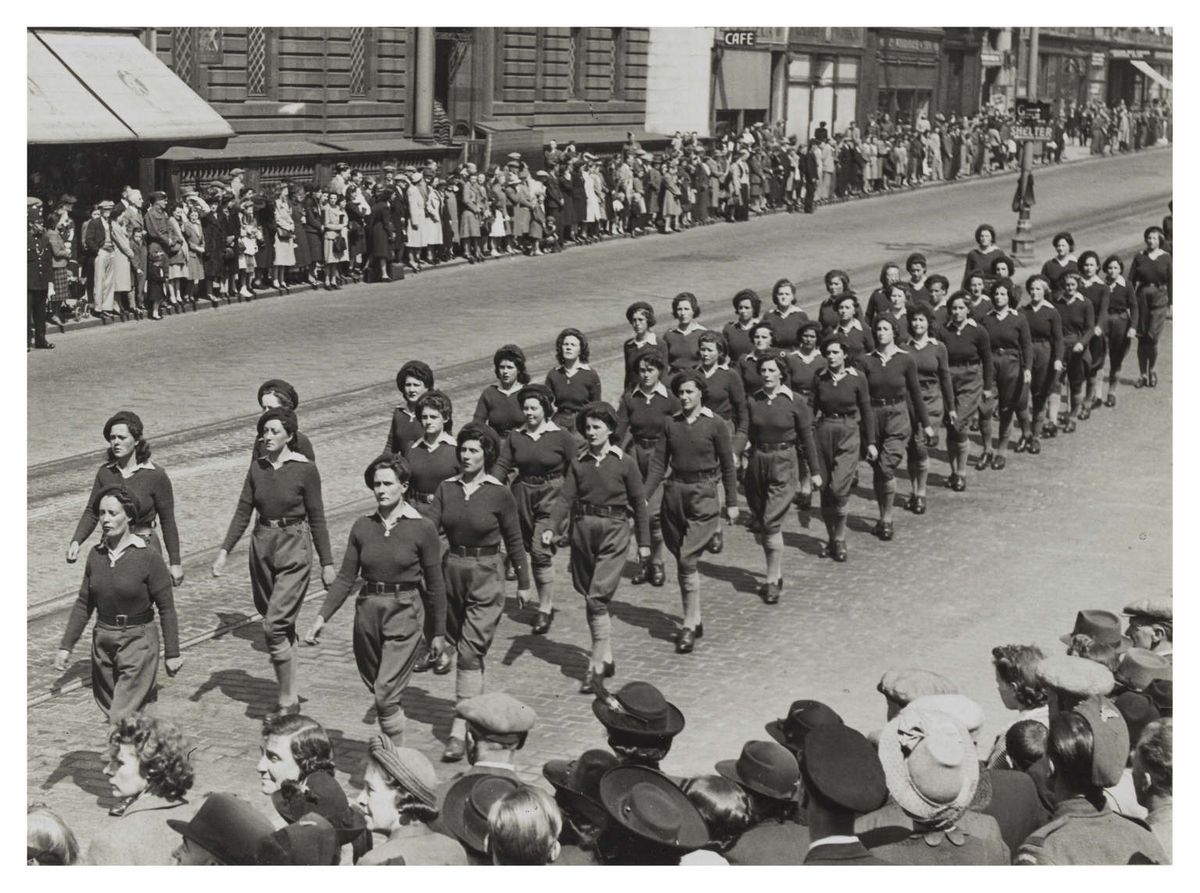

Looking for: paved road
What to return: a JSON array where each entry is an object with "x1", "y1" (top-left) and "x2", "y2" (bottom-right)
[{"x1": 27, "y1": 148, "x2": 1172, "y2": 854}]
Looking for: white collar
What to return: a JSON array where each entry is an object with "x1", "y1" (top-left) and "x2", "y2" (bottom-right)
[
  {"x1": 678, "y1": 406, "x2": 715, "y2": 424},
  {"x1": 376, "y1": 503, "x2": 424, "y2": 533},
  {"x1": 909, "y1": 336, "x2": 939, "y2": 347},
  {"x1": 98, "y1": 533, "x2": 148, "y2": 565},
  {"x1": 910, "y1": 276, "x2": 927, "y2": 289},
  {"x1": 1108, "y1": 275, "x2": 1127, "y2": 287},
  {"x1": 772, "y1": 305, "x2": 803, "y2": 318},
  {"x1": 825, "y1": 365, "x2": 856, "y2": 381},
  {"x1": 976, "y1": 245, "x2": 998, "y2": 254},
  {"x1": 871, "y1": 347, "x2": 908, "y2": 361},
  {"x1": 989, "y1": 308, "x2": 1013, "y2": 320},
  {"x1": 492, "y1": 381, "x2": 522, "y2": 396},
  {"x1": 733, "y1": 317, "x2": 760, "y2": 330},
  {"x1": 415, "y1": 431, "x2": 457, "y2": 451},
  {"x1": 671, "y1": 322, "x2": 707, "y2": 335},
  {"x1": 557, "y1": 362, "x2": 592, "y2": 376},
  {"x1": 952, "y1": 317, "x2": 979, "y2": 329},
  {"x1": 808, "y1": 835, "x2": 861, "y2": 851},
  {"x1": 789, "y1": 349, "x2": 820, "y2": 364},
  {"x1": 1146, "y1": 248, "x2": 1165, "y2": 259},
  {"x1": 581, "y1": 442, "x2": 624, "y2": 463},
  {"x1": 1055, "y1": 254, "x2": 1078, "y2": 264},
  {"x1": 630, "y1": 331, "x2": 658, "y2": 346},
  {"x1": 1063, "y1": 293, "x2": 1084, "y2": 304},
  {"x1": 759, "y1": 385, "x2": 795, "y2": 403},
  {"x1": 397, "y1": 404, "x2": 418, "y2": 420},
  {"x1": 635, "y1": 381, "x2": 670, "y2": 401},
  {"x1": 108, "y1": 459, "x2": 156, "y2": 476},
  {"x1": 520, "y1": 420, "x2": 562, "y2": 440},
  {"x1": 837, "y1": 318, "x2": 864, "y2": 333},
  {"x1": 260, "y1": 448, "x2": 309, "y2": 468},
  {"x1": 1082, "y1": 275, "x2": 1104, "y2": 287},
  {"x1": 450, "y1": 472, "x2": 504, "y2": 488},
  {"x1": 701, "y1": 362, "x2": 730, "y2": 377}
]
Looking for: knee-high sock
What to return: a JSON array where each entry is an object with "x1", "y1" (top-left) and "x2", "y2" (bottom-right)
[
  {"x1": 875, "y1": 478, "x2": 896, "y2": 521},
  {"x1": 679, "y1": 569, "x2": 701, "y2": 627},
  {"x1": 763, "y1": 531, "x2": 784, "y2": 582},
  {"x1": 455, "y1": 665, "x2": 484, "y2": 704},
  {"x1": 533, "y1": 563, "x2": 554, "y2": 613},
  {"x1": 1048, "y1": 392, "x2": 1062, "y2": 425},
  {"x1": 978, "y1": 416, "x2": 994, "y2": 454},
  {"x1": 273, "y1": 649, "x2": 297, "y2": 705},
  {"x1": 587, "y1": 612, "x2": 612, "y2": 668},
  {"x1": 996, "y1": 410, "x2": 1014, "y2": 453}
]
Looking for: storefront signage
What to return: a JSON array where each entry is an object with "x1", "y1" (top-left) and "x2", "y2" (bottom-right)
[
  {"x1": 980, "y1": 50, "x2": 1003, "y2": 67},
  {"x1": 723, "y1": 30, "x2": 759, "y2": 47},
  {"x1": 1012, "y1": 124, "x2": 1054, "y2": 142},
  {"x1": 1091, "y1": 52, "x2": 1106, "y2": 67},
  {"x1": 720, "y1": 27, "x2": 788, "y2": 49},
  {"x1": 1015, "y1": 99, "x2": 1053, "y2": 125},
  {"x1": 1109, "y1": 48, "x2": 1151, "y2": 60},
  {"x1": 881, "y1": 35, "x2": 938, "y2": 54}
]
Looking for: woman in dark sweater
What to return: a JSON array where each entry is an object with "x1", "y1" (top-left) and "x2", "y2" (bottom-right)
[
  {"x1": 738, "y1": 322, "x2": 776, "y2": 396},
  {"x1": 213, "y1": 407, "x2": 335, "y2": 716},
  {"x1": 979, "y1": 278, "x2": 1032, "y2": 469},
  {"x1": 403, "y1": 390, "x2": 460, "y2": 517},
  {"x1": 304, "y1": 453, "x2": 446, "y2": 745},
  {"x1": 941, "y1": 293, "x2": 994, "y2": 491},
  {"x1": 545, "y1": 403, "x2": 650, "y2": 693},
  {"x1": 1101, "y1": 255, "x2": 1138, "y2": 406},
  {"x1": 1041, "y1": 232, "x2": 1079, "y2": 299},
  {"x1": 256, "y1": 379, "x2": 315, "y2": 462},
  {"x1": 817, "y1": 269, "x2": 857, "y2": 332},
  {"x1": 385, "y1": 360, "x2": 435, "y2": 455},
  {"x1": 546, "y1": 328, "x2": 602, "y2": 448},
  {"x1": 68, "y1": 411, "x2": 183, "y2": 588},
  {"x1": 785, "y1": 322, "x2": 826, "y2": 510},
  {"x1": 722, "y1": 289, "x2": 762, "y2": 365},
  {"x1": 826, "y1": 294, "x2": 876, "y2": 368},
  {"x1": 57, "y1": 486, "x2": 181, "y2": 721},
  {"x1": 1055, "y1": 273, "x2": 1095, "y2": 433},
  {"x1": 473, "y1": 344, "x2": 529, "y2": 438},
  {"x1": 623, "y1": 301, "x2": 669, "y2": 394},
  {"x1": 1130, "y1": 225, "x2": 1172, "y2": 388},
  {"x1": 699, "y1": 331, "x2": 749, "y2": 539},
  {"x1": 763, "y1": 278, "x2": 809, "y2": 351},
  {"x1": 663, "y1": 292, "x2": 708, "y2": 378},
  {"x1": 429, "y1": 423, "x2": 530, "y2": 761},
  {"x1": 643, "y1": 372, "x2": 738, "y2": 653},
  {"x1": 962, "y1": 224, "x2": 1006, "y2": 290},
  {"x1": 496, "y1": 384, "x2": 577, "y2": 636},
  {"x1": 903, "y1": 306, "x2": 954, "y2": 513},
  {"x1": 1076, "y1": 251, "x2": 1109, "y2": 417},
  {"x1": 1020, "y1": 275, "x2": 1065, "y2": 452}
]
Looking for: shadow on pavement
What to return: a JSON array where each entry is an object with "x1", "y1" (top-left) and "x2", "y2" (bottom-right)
[
  {"x1": 781, "y1": 531, "x2": 828, "y2": 558},
  {"x1": 608, "y1": 598, "x2": 678, "y2": 643},
  {"x1": 39, "y1": 749, "x2": 114, "y2": 807},
  {"x1": 325, "y1": 727, "x2": 369, "y2": 789},
  {"x1": 49, "y1": 658, "x2": 91, "y2": 694},
  {"x1": 499, "y1": 633, "x2": 590, "y2": 685},
  {"x1": 188, "y1": 668, "x2": 277, "y2": 720},
  {"x1": 212, "y1": 611, "x2": 269, "y2": 655},
  {"x1": 696, "y1": 560, "x2": 759, "y2": 596},
  {"x1": 400, "y1": 686, "x2": 457, "y2": 744}
]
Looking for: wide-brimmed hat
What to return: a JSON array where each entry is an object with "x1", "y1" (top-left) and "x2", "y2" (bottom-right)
[
  {"x1": 1037, "y1": 655, "x2": 1114, "y2": 699},
  {"x1": 543, "y1": 749, "x2": 619, "y2": 829},
  {"x1": 1072, "y1": 699, "x2": 1130, "y2": 788},
  {"x1": 716, "y1": 739, "x2": 801, "y2": 801},
  {"x1": 271, "y1": 771, "x2": 367, "y2": 846},
  {"x1": 167, "y1": 793, "x2": 276, "y2": 865},
  {"x1": 878, "y1": 704, "x2": 979, "y2": 825},
  {"x1": 1114, "y1": 648, "x2": 1172, "y2": 692},
  {"x1": 256, "y1": 812, "x2": 338, "y2": 865},
  {"x1": 368, "y1": 735, "x2": 438, "y2": 808},
  {"x1": 765, "y1": 700, "x2": 843, "y2": 753},
  {"x1": 1061, "y1": 610, "x2": 1131, "y2": 650},
  {"x1": 592, "y1": 681, "x2": 684, "y2": 739},
  {"x1": 440, "y1": 773, "x2": 521, "y2": 855},
  {"x1": 877, "y1": 668, "x2": 958, "y2": 707},
  {"x1": 598, "y1": 766, "x2": 708, "y2": 851}
]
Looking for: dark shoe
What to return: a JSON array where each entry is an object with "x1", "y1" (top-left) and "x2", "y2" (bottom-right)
[
  {"x1": 945, "y1": 473, "x2": 957, "y2": 489},
  {"x1": 693, "y1": 625, "x2": 703, "y2": 640},
  {"x1": 33, "y1": 340, "x2": 55, "y2": 350},
  {"x1": 1063, "y1": 419, "x2": 1077, "y2": 433},
  {"x1": 952, "y1": 475, "x2": 967, "y2": 492},
  {"x1": 412, "y1": 651, "x2": 437, "y2": 673},
  {"x1": 763, "y1": 581, "x2": 781, "y2": 605},
  {"x1": 675, "y1": 627, "x2": 696, "y2": 654},
  {"x1": 796, "y1": 491, "x2": 812, "y2": 510},
  {"x1": 1149, "y1": 372, "x2": 1158, "y2": 388},
  {"x1": 1028, "y1": 437, "x2": 1042, "y2": 455},
  {"x1": 1105, "y1": 394, "x2": 1117, "y2": 407},
  {"x1": 505, "y1": 564, "x2": 517, "y2": 582},
  {"x1": 831, "y1": 540, "x2": 848, "y2": 562},
  {"x1": 1014, "y1": 436, "x2": 1029, "y2": 453},
  {"x1": 1078, "y1": 406, "x2": 1091, "y2": 421},
  {"x1": 1135, "y1": 376, "x2": 1147, "y2": 389},
  {"x1": 431, "y1": 650, "x2": 452, "y2": 675},
  {"x1": 632, "y1": 558, "x2": 651, "y2": 585},
  {"x1": 441, "y1": 737, "x2": 466, "y2": 763},
  {"x1": 912, "y1": 496, "x2": 927, "y2": 515},
  {"x1": 875, "y1": 521, "x2": 894, "y2": 541},
  {"x1": 579, "y1": 671, "x2": 598, "y2": 694},
  {"x1": 992, "y1": 454, "x2": 1007, "y2": 470},
  {"x1": 1043, "y1": 421, "x2": 1058, "y2": 438},
  {"x1": 975, "y1": 452, "x2": 993, "y2": 471},
  {"x1": 707, "y1": 531, "x2": 723, "y2": 554},
  {"x1": 532, "y1": 611, "x2": 554, "y2": 635},
  {"x1": 649, "y1": 562, "x2": 666, "y2": 587}
]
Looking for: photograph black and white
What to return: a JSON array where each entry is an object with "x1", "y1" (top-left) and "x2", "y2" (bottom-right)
[{"x1": 25, "y1": 18, "x2": 1173, "y2": 868}]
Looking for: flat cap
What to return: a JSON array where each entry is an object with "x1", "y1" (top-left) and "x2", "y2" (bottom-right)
[
  {"x1": 877, "y1": 668, "x2": 958, "y2": 706},
  {"x1": 147, "y1": 190, "x2": 167, "y2": 202},
  {"x1": 229, "y1": 167, "x2": 247, "y2": 175},
  {"x1": 368, "y1": 735, "x2": 438, "y2": 808},
  {"x1": 1122, "y1": 597, "x2": 1172, "y2": 623},
  {"x1": 28, "y1": 196, "x2": 43, "y2": 207},
  {"x1": 457, "y1": 692, "x2": 536, "y2": 739},
  {"x1": 800, "y1": 725, "x2": 887, "y2": 814},
  {"x1": 97, "y1": 199, "x2": 115, "y2": 209},
  {"x1": 506, "y1": 152, "x2": 522, "y2": 161},
  {"x1": 1114, "y1": 648, "x2": 1172, "y2": 692},
  {"x1": 1036, "y1": 655, "x2": 1114, "y2": 698}
]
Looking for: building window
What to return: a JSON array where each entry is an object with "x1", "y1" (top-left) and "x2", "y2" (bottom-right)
[
  {"x1": 172, "y1": 28, "x2": 194, "y2": 83},
  {"x1": 349, "y1": 27, "x2": 368, "y2": 98},
  {"x1": 570, "y1": 27, "x2": 587, "y2": 99},
  {"x1": 247, "y1": 27, "x2": 268, "y2": 98},
  {"x1": 611, "y1": 28, "x2": 626, "y2": 100},
  {"x1": 788, "y1": 55, "x2": 811, "y2": 80}
]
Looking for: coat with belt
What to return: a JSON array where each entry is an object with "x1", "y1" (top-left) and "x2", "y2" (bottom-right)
[
  {"x1": 144, "y1": 206, "x2": 174, "y2": 255},
  {"x1": 28, "y1": 228, "x2": 54, "y2": 290},
  {"x1": 369, "y1": 198, "x2": 394, "y2": 258},
  {"x1": 118, "y1": 202, "x2": 147, "y2": 270},
  {"x1": 111, "y1": 216, "x2": 136, "y2": 291},
  {"x1": 405, "y1": 182, "x2": 428, "y2": 248}
]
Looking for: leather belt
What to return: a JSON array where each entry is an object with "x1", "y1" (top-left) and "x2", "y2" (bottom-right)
[
  {"x1": 574, "y1": 501, "x2": 630, "y2": 519},
  {"x1": 98, "y1": 609, "x2": 154, "y2": 628},
  {"x1": 633, "y1": 436, "x2": 660, "y2": 449},
  {"x1": 360, "y1": 580, "x2": 420, "y2": 595},
  {"x1": 871, "y1": 396, "x2": 905, "y2": 406},
  {"x1": 753, "y1": 440, "x2": 796, "y2": 452},
  {"x1": 518, "y1": 472, "x2": 563, "y2": 485},
  {"x1": 950, "y1": 360, "x2": 981, "y2": 368},
  {"x1": 670, "y1": 468, "x2": 718, "y2": 484},
  {"x1": 448, "y1": 544, "x2": 501, "y2": 558},
  {"x1": 821, "y1": 411, "x2": 858, "y2": 420},
  {"x1": 409, "y1": 492, "x2": 435, "y2": 504},
  {"x1": 257, "y1": 516, "x2": 306, "y2": 529},
  {"x1": 992, "y1": 348, "x2": 1021, "y2": 357}
]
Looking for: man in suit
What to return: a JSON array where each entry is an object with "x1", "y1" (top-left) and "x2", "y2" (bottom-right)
[
  {"x1": 802, "y1": 141, "x2": 820, "y2": 213},
  {"x1": 801, "y1": 725, "x2": 891, "y2": 864},
  {"x1": 83, "y1": 200, "x2": 118, "y2": 317},
  {"x1": 27, "y1": 197, "x2": 54, "y2": 350}
]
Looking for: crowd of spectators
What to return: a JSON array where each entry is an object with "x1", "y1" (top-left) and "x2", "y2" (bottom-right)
[{"x1": 29, "y1": 598, "x2": 1171, "y2": 866}]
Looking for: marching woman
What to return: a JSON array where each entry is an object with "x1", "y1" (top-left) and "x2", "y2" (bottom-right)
[
  {"x1": 811, "y1": 339, "x2": 873, "y2": 561},
  {"x1": 966, "y1": 272, "x2": 992, "y2": 321},
  {"x1": 1019, "y1": 275, "x2": 1065, "y2": 453},
  {"x1": 256, "y1": 379, "x2": 315, "y2": 461},
  {"x1": 903, "y1": 306, "x2": 954, "y2": 513},
  {"x1": 865, "y1": 262, "x2": 904, "y2": 327},
  {"x1": 738, "y1": 322, "x2": 776, "y2": 396},
  {"x1": 990, "y1": 256, "x2": 1023, "y2": 307},
  {"x1": 428, "y1": 423, "x2": 531, "y2": 762},
  {"x1": 617, "y1": 347, "x2": 681, "y2": 588},
  {"x1": 962, "y1": 224, "x2": 1007, "y2": 289},
  {"x1": 545, "y1": 402, "x2": 650, "y2": 693},
  {"x1": 403, "y1": 390, "x2": 459, "y2": 519},
  {"x1": 784, "y1": 322, "x2": 826, "y2": 509},
  {"x1": 743, "y1": 350, "x2": 819, "y2": 602},
  {"x1": 1055, "y1": 272, "x2": 1096, "y2": 433},
  {"x1": 862, "y1": 317, "x2": 931, "y2": 541},
  {"x1": 496, "y1": 384, "x2": 577, "y2": 635},
  {"x1": 923, "y1": 275, "x2": 952, "y2": 331},
  {"x1": 56, "y1": 487, "x2": 181, "y2": 722},
  {"x1": 875, "y1": 283, "x2": 912, "y2": 343},
  {"x1": 698, "y1": 331, "x2": 748, "y2": 542},
  {"x1": 304, "y1": 453, "x2": 446, "y2": 745},
  {"x1": 473, "y1": 344, "x2": 529, "y2": 438},
  {"x1": 623, "y1": 301, "x2": 668, "y2": 394},
  {"x1": 826, "y1": 294, "x2": 875, "y2": 367},
  {"x1": 546, "y1": 328, "x2": 602, "y2": 448},
  {"x1": 1130, "y1": 225, "x2": 1172, "y2": 389},
  {"x1": 67, "y1": 412, "x2": 183, "y2": 588},
  {"x1": 763, "y1": 278, "x2": 809, "y2": 351},
  {"x1": 385, "y1": 360, "x2": 435, "y2": 455},
  {"x1": 1101, "y1": 255, "x2": 1138, "y2": 406},
  {"x1": 642, "y1": 371, "x2": 738, "y2": 653},
  {"x1": 1076, "y1": 251, "x2": 1110, "y2": 416},
  {"x1": 817, "y1": 269, "x2": 857, "y2": 332},
  {"x1": 1041, "y1": 232, "x2": 1079, "y2": 298},
  {"x1": 979, "y1": 278, "x2": 1033, "y2": 468},
  {"x1": 722, "y1": 289, "x2": 763, "y2": 365},
  {"x1": 941, "y1": 293, "x2": 994, "y2": 492},
  {"x1": 663, "y1": 292, "x2": 708, "y2": 378},
  {"x1": 213, "y1": 407, "x2": 335, "y2": 717}
]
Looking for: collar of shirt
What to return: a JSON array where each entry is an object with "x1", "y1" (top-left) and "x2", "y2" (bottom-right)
[
  {"x1": 807, "y1": 835, "x2": 861, "y2": 851},
  {"x1": 671, "y1": 322, "x2": 708, "y2": 335},
  {"x1": 909, "y1": 336, "x2": 937, "y2": 349},
  {"x1": 630, "y1": 332, "x2": 659, "y2": 347},
  {"x1": 121, "y1": 792, "x2": 189, "y2": 817},
  {"x1": 759, "y1": 385, "x2": 795, "y2": 403},
  {"x1": 376, "y1": 502, "x2": 423, "y2": 533},
  {"x1": 989, "y1": 308, "x2": 1013, "y2": 320},
  {"x1": 396, "y1": 405, "x2": 418, "y2": 421},
  {"x1": 837, "y1": 318, "x2": 864, "y2": 333},
  {"x1": 581, "y1": 442, "x2": 624, "y2": 464},
  {"x1": 1056, "y1": 254, "x2": 1079, "y2": 264},
  {"x1": 772, "y1": 306, "x2": 803, "y2": 318},
  {"x1": 825, "y1": 366, "x2": 854, "y2": 383},
  {"x1": 1108, "y1": 275, "x2": 1127, "y2": 288},
  {"x1": 492, "y1": 381, "x2": 522, "y2": 396},
  {"x1": 557, "y1": 362, "x2": 592, "y2": 378},
  {"x1": 789, "y1": 349, "x2": 820, "y2": 365},
  {"x1": 1146, "y1": 248, "x2": 1165, "y2": 260},
  {"x1": 1063, "y1": 293, "x2": 1084, "y2": 304},
  {"x1": 415, "y1": 431, "x2": 457, "y2": 451},
  {"x1": 1082, "y1": 275, "x2": 1104, "y2": 287},
  {"x1": 106, "y1": 459, "x2": 157, "y2": 476},
  {"x1": 450, "y1": 473, "x2": 504, "y2": 496},
  {"x1": 701, "y1": 362, "x2": 731, "y2": 377},
  {"x1": 635, "y1": 381, "x2": 670, "y2": 402},
  {"x1": 910, "y1": 276, "x2": 927, "y2": 290},
  {"x1": 259, "y1": 448, "x2": 309, "y2": 469},
  {"x1": 977, "y1": 245, "x2": 999, "y2": 255},
  {"x1": 871, "y1": 346, "x2": 907, "y2": 362},
  {"x1": 677, "y1": 406, "x2": 715, "y2": 424},
  {"x1": 520, "y1": 420, "x2": 562, "y2": 441},
  {"x1": 1051, "y1": 794, "x2": 1110, "y2": 820},
  {"x1": 733, "y1": 317, "x2": 761, "y2": 330},
  {"x1": 98, "y1": 533, "x2": 148, "y2": 565},
  {"x1": 951, "y1": 317, "x2": 979, "y2": 330}
]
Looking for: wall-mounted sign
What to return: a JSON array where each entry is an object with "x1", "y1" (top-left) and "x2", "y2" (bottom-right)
[
  {"x1": 1110, "y1": 48, "x2": 1151, "y2": 60},
  {"x1": 719, "y1": 27, "x2": 788, "y2": 49},
  {"x1": 880, "y1": 35, "x2": 938, "y2": 54},
  {"x1": 1091, "y1": 52, "x2": 1106, "y2": 67},
  {"x1": 1015, "y1": 99, "x2": 1052, "y2": 125}
]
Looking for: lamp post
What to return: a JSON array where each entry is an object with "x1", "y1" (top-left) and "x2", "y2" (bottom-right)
[{"x1": 1012, "y1": 27, "x2": 1039, "y2": 259}]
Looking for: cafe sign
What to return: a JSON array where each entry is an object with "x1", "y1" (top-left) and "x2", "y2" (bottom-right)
[{"x1": 720, "y1": 27, "x2": 788, "y2": 49}]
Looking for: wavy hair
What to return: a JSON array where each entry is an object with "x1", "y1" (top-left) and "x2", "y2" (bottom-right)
[{"x1": 106, "y1": 714, "x2": 196, "y2": 802}]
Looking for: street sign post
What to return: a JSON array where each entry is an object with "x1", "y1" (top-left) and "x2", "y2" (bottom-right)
[{"x1": 1012, "y1": 124, "x2": 1055, "y2": 141}]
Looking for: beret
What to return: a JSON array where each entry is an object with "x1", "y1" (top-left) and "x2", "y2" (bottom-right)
[
  {"x1": 1122, "y1": 597, "x2": 1172, "y2": 623},
  {"x1": 257, "y1": 378, "x2": 300, "y2": 410},
  {"x1": 1112, "y1": 692, "x2": 1160, "y2": 750},
  {"x1": 1072, "y1": 699, "x2": 1130, "y2": 788},
  {"x1": 1036, "y1": 655, "x2": 1114, "y2": 698},
  {"x1": 368, "y1": 735, "x2": 438, "y2": 807},
  {"x1": 801, "y1": 725, "x2": 887, "y2": 814},
  {"x1": 877, "y1": 668, "x2": 958, "y2": 706},
  {"x1": 456, "y1": 692, "x2": 535, "y2": 738}
]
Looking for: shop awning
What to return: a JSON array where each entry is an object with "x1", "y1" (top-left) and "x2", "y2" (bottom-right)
[
  {"x1": 715, "y1": 49, "x2": 771, "y2": 111},
  {"x1": 1131, "y1": 59, "x2": 1172, "y2": 91},
  {"x1": 27, "y1": 32, "x2": 135, "y2": 143},
  {"x1": 29, "y1": 29, "x2": 234, "y2": 147}
]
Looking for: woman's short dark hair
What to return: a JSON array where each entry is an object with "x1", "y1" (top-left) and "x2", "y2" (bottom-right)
[
  {"x1": 750, "y1": 321, "x2": 775, "y2": 342},
  {"x1": 966, "y1": 271, "x2": 986, "y2": 288},
  {"x1": 1025, "y1": 274, "x2": 1051, "y2": 295},
  {"x1": 670, "y1": 369, "x2": 708, "y2": 400},
  {"x1": 990, "y1": 277, "x2": 1015, "y2": 300},
  {"x1": 824, "y1": 269, "x2": 850, "y2": 292},
  {"x1": 578, "y1": 402, "x2": 620, "y2": 443},
  {"x1": 556, "y1": 328, "x2": 590, "y2": 364},
  {"x1": 97, "y1": 485, "x2": 140, "y2": 522},
  {"x1": 989, "y1": 255, "x2": 1013, "y2": 275},
  {"x1": 396, "y1": 360, "x2": 434, "y2": 392},
  {"x1": 1077, "y1": 250, "x2": 1100, "y2": 272},
  {"x1": 493, "y1": 345, "x2": 530, "y2": 384},
  {"x1": 672, "y1": 291, "x2": 700, "y2": 318},
  {"x1": 257, "y1": 407, "x2": 298, "y2": 441},
  {"x1": 625, "y1": 300, "x2": 656, "y2": 328},
  {"x1": 517, "y1": 385, "x2": 555, "y2": 417},
  {"x1": 681, "y1": 775, "x2": 753, "y2": 854},
  {"x1": 634, "y1": 346, "x2": 666, "y2": 372},
  {"x1": 456, "y1": 422, "x2": 500, "y2": 468},
  {"x1": 821, "y1": 336, "x2": 849, "y2": 357},
  {"x1": 927, "y1": 274, "x2": 950, "y2": 293},
  {"x1": 908, "y1": 304, "x2": 932, "y2": 325},
  {"x1": 992, "y1": 644, "x2": 1048, "y2": 710},
  {"x1": 906, "y1": 252, "x2": 927, "y2": 271},
  {"x1": 797, "y1": 320, "x2": 821, "y2": 342},
  {"x1": 363, "y1": 452, "x2": 412, "y2": 489},
  {"x1": 974, "y1": 223, "x2": 997, "y2": 245},
  {"x1": 745, "y1": 786, "x2": 798, "y2": 825},
  {"x1": 878, "y1": 263, "x2": 901, "y2": 286},
  {"x1": 257, "y1": 379, "x2": 300, "y2": 411},
  {"x1": 771, "y1": 278, "x2": 795, "y2": 305},
  {"x1": 261, "y1": 714, "x2": 335, "y2": 778},
  {"x1": 103, "y1": 413, "x2": 152, "y2": 465},
  {"x1": 1052, "y1": 231, "x2": 1075, "y2": 251},
  {"x1": 416, "y1": 389, "x2": 454, "y2": 432},
  {"x1": 1048, "y1": 710, "x2": 1097, "y2": 793},
  {"x1": 697, "y1": 330, "x2": 727, "y2": 362},
  {"x1": 948, "y1": 292, "x2": 971, "y2": 311},
  {"x1": 835, "y1": 293, "x2": 858, "y2": 311},
  {"x1": 1006, "y1": 719, "x2": 1048, "y2": 772},
  {"x1": 873, "y1": 315, "x2": 897, "y2": 336},
  {"x1": 1143, "y1": 225, "x2": 1165, "y2": 245},
  {"x1": 732, "y1": 288, "x2": 762, "y2": 316},
  {"x1": 755, "y1": 349, "x2": 789, "y2": 380},
  {"x1": 107, "y1": 714, "x2": 195, "y2": 802},
  {"x1": 1102, "y1": 255, "x2": 1124, "y2": 274}
]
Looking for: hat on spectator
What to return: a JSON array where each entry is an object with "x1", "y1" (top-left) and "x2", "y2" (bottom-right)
[
  {"x1": 167, "y1": 793, "x2": 276, "y2": 865},
  {"x1": 271, "y1": 771, "x2": 366, "y2": 845},
  {"x1": 1122, "y1": 597, "x2": 1172, "y2": 624},
  {"x1": 592, "y1": 681, "x2": 684, "y2": 740},
  {"x1": 28, "y1": 197, "x2": 43, "y2": 208},
  {"x1": 764, "y1": 700, "x2": 843, "y2": 754},
  {"x1": 877, "y1": 668, "x2": 958, "y2": 708},
  {"x1": 229, "y1": 168, "x2": 246, "y2": 176},
  {"x1": 878, "y1": 703, "x2": 979, "y2": 825},
  {"x1": 910, "y1": 694, "x2": 985, "y2": 745},
  {"x1": 1112, "y1": 691, "x2": 1160, "y2": 748},
  {"x1": 382, "y1": 164, "x2": 397, "y2": 173},
  {"x1": 256, "y1": 812, "x2": 338, "y2": 865},
  {"x1": 334, "y1": 162, "x2": 350, "y2": 172},
  {"x1": 103, "y1": 410, "x2": 144, "y2": 442},
  {"x1": 799, "y1": 725, "x2": 888, "y2": 814},
  {"x1": 1071, "y1": 699, "x2": 1130, "y2": 788},
  {"x1": 506, "y1": 152, "x2": 522, "y2": 161},
  {"x1": 543, "y1": 749, "x2": 618, "y2": 829},
  {"x1": 257, "y1": 378, "x2": 299, "y2": 411},
  {"x1": 97, "y1": 199, "x2": 115, "y2": 210},
  {"x1": 1146, "y1": 679, "x2": 1172, "y2": 716},
  {"x1": 367, "y1": 735, "x2": 438, "y2": 808},
  {"x1": 147, "y1": 190, "x2": 167, "y2": 203},
  {"x1": 1114, "y1": 648, "x2": 1172, "y2": 692},
  {"x1": 535, "y1": 170, "x2": 549, "y2": 179},
  {"x1": 1036, "y1": 654, "x2": 1114, "y2": 699},
  {"x1": 1060, "y1": 610, "x2": 1130, "y2": 650},
  {"x1": 440, "y1": 773, "x2": 520, "y2": 856},
  {"x1": 716, "y1": 740, "x2": 801, "y2": 802},
  {"x1": 56, "y1": 193, "x2": 78, "y2": 206},
  {"x1": 598, "y1": 766, "x2": 708, "y2": 852},
  {"x1": 456, "y1": 692, "x2": 536, "y2": 747}
]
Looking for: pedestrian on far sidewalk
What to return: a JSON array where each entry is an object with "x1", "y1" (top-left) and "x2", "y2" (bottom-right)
[{"x1": 27, "y1": 197, "x2": 55, "y2": 350}]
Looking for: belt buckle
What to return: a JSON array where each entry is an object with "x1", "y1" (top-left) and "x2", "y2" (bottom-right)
[{"x1": 114, "y1": 614, "x2": 129, "y2": 628}]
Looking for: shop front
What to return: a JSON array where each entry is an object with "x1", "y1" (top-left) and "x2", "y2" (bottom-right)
[
  {"x1": 863, "y1": 30, "x2": 944, "y2": 127},
  {"x1": 1107, "y1": 48, "x2": 1172, "y2": 106},
  {"x1": 785, "y1": 27, "x2": 864, "y2": 140},
  {"x1": 711, "y1": 28, "x2": 788, "y2": 139}
]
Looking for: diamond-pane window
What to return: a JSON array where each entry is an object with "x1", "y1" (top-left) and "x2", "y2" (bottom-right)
[
  {"x1": 247, "y1": 27, "x2": 267, "y2": 97},
  {"x1": 350, "y1": 28, "x2": 367, "y2": 97},
  {"x1": 173, "y1": 28, "x2": 194, "y2": 83}
]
